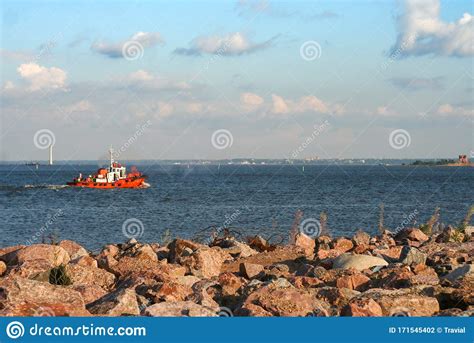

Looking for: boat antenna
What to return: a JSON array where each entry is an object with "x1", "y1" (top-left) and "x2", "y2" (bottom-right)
[{"x1": 109, "y1": 146, "x2": 114, "y2": 166}]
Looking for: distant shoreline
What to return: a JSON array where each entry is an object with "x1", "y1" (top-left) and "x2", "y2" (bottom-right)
[{"x1": 2, "y1": 158, "x2": 473, "y2": 167}]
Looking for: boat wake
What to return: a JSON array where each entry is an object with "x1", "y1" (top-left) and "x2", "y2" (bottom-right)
[
  {"x1": 23, "y1": 184, "x2": 69, "y2": 190},
  {"x1": 139, "y1": 182, "x2": 151, "y2": 189}
]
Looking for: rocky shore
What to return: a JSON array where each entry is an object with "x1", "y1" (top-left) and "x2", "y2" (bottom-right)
[{"x1": 0, "y1": 225, "x2": 473, "y2": 317}]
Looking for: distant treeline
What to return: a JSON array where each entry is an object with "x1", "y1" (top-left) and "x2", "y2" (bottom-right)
[{"x1": 408, "y1": 159, "x2": 456, "y2": 166}]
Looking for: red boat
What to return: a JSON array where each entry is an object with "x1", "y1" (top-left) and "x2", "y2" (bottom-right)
[{"x1": 67, "y1": 149, "x2": 147, "y2": 189}]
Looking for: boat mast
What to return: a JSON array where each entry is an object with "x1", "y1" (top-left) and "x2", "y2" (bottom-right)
[{"x1": 109, "y1": 146, "x2": 114, "y2": 167}]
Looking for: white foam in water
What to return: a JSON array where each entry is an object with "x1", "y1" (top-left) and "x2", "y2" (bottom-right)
[
  {"x1": 23, "y1": 184, "x2": 68, "y2": 190},
  {"x1": 140, "y1": 182, "x2": 151, "y2": 188}
]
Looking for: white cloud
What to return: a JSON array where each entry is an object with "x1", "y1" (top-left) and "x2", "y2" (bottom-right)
[
  {"x1": 271, "y1": 94, "x2": 330, "y2": 115},
  {"x1": 3, "y1": 81, "x2": 15, "y2": 90},
  {"x1": 271, "y1": 94, "x2": 290, "y2": 114},
  {"x1": 174, "y1": 32, "x2": 276, "y2": 56},
  {"x1": 376, "y1": 106, "x2": 389, "y2": 116},
  {"x1": 437, "y1": 103, "x2": 473, "y2": 117},
  {"x1": 91, "y1": 32, "x2": 164, "y2": 58},
  {"x1": 240, "y1": 92, "x2": 264, "y2": 110},
  {"x1": 17, "y1": 63, "x2": 67, "y2": 91},
  {"x1": 155, "y1": 101, "x2": 174, "y2": 118},
  {"x1": 64, "y1": 100, "x2": 93, "y2": 114},
  {"x1": 129, "y1": 70, "x2": 154, "y2": 81},
  {"x1": 126, "y1": 70, "x2": 191, "y2": 91},
  {"x1": 391, "y1": 0, "x2": 473, "y2": 57}
]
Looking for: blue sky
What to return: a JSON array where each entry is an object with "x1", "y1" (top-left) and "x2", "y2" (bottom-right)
[{"x1": 1, "y1": 0, "x2": 473, "y2": 161}]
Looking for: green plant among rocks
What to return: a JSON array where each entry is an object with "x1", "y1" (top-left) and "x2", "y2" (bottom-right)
[
  {"x1": 457, "y1": 205, "x2": 474, "y2": 232},
  {"x1": 419, "y1": 207, "x2": 440, "y2": 236},
  {"x1": 160, "y1": 229, "x2": 173, "y2": 246},
  {"x1": 49, "y1": 264, "x2": 72, "y2": 286},
  {"x1": 378, "y1": 203, "x2": 385, "y2": 234},
  {"x1": 320, "y1": 211, "x2": 329, "y2": 237}
]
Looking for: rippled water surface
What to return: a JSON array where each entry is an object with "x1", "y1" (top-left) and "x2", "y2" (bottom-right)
[{"x1": 0, "y1": 164, "x2": 472, "y2": 250}]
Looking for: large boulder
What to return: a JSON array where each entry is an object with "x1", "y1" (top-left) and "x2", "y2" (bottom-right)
[
  {"x1": 294, "y1": 233, "x2": 315, "y2": 257},
  {"x1": 336, "y1": 272, "x2": 370, "y2": 291},
  {"x1": 342, "y1": 298, "x2": 383, "y2": 317},
  {"x1": 108, "y1": 256, "x2": 185, "y2": 281},
  {"x1": 442, "y1": 264, "x2": 473, "y2": 287},
  {"x1": 147, "y1": 281, "x2": 193, "y2": 302},
  {"x1": 0, "y1": 245, "x2": 25, "y2": 261},
  {"x1": 87, "y1": 288, "x2": 140, "y2": 316},
  {"x1": 0, "y1": 277, "x2": 89, "y2": 316},
  {"x1": 218, "y1": 272, "x2": 244, "y2": 297},
  {"x1": 72, "y1": 284, "x2": 108, "y2": 304},
  {"x1": 71, "y1": 255, "x2": 98, "y2": 268},
  {"x1": 333, "y1": 254, "x2": 388, "y2": 271},
  {"x1": 395, "y1": 228, "x2": 429, "y2": 246},
  {"x1": 311, "y1": 287, "x2": 360, "y2": 313},
  {"x1": 3, "y1": 244, "x2": 70, "y2": 267},
  {"x1": 66, "y1": 264, "x2": 115, "y2": 290},
  {"x1": 239, "y1": 262, "x2": 264, "y2": 279},
  {"x1": 179, "y1": 247, "x2": 231, "y2": 278},
  {"x1": 0, "y1": 261, "x2": 7, "y2": 276},
  {"x1": 398, "y1": 246, "x2": 427, "y2": 265},
  {"x1": 237, "y1": 282, "x2": 330, "y2": 317},
  {"x1": 168, "y1": 239, "x2": 206, "y2": 263},
  {"x1": 222, "y1": 246, "x2": 305, "y2": 274},
  {"x1": 58, "y1": 240, "x2": 88, "y2": 260},
  {"x1": 331, "y1": 237, "x2": 354, "y2": 253},
  {"x1": 143, "y1": 301, "x2": 217, "y2": 317},
  {"x1": 352, "y1": 288, "x2": 439, "y2": 316}
]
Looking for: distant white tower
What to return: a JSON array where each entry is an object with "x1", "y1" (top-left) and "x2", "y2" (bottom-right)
[{"x1": 49, "y1": 144, "x2": 53, "y2": 165}]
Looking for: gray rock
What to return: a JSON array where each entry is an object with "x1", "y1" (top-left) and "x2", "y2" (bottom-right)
[
  {"x1": 442, "y1": 264, "x2": 474, "y2": 283},
  {"x1": 399, "y1": 246, "x2": 427, "y2": 265},
  {"x1": 270, "y1": 277, "x2": 293, "y2": 288},
  {"x1": 333, "y1": 253, "x2": 388, "y2": 271}
]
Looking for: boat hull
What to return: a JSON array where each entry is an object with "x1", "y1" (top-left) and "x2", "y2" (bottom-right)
[{"x1": 67, "y1": 176, "x2": 147, "y2": 189}]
